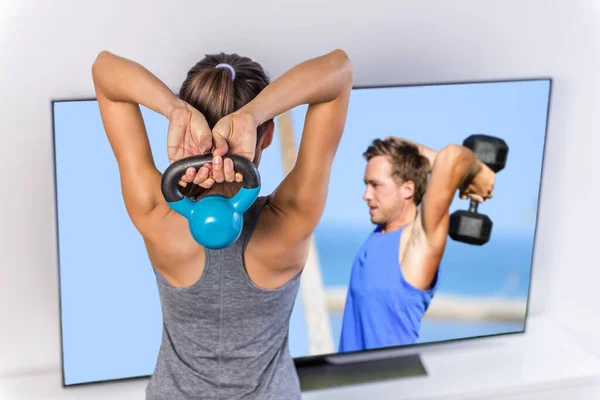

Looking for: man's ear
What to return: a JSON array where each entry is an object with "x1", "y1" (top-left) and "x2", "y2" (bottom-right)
[{"x1": 402, "y1": 180, "x2": 415, "y2": 200}]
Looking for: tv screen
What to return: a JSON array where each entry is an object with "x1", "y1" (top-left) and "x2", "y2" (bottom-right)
[{"x1": 52, "y1": 78, "x2": 551, "y2": 386}]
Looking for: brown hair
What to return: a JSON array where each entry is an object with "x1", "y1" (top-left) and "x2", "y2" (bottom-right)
[
  {"x1": 177, "y1": 52, "x2": 271, "y2": 198},
  {"x1": 363, "y1": 138, "x2": 430, "y2": 206}
]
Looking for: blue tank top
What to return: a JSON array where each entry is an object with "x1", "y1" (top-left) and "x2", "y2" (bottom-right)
[{"x1": 338, "y1": 225, "x2": 439, "y2": 353}]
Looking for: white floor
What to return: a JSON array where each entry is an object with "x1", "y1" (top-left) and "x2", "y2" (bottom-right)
[{"x1": 1, "y1": 314, "x2": 599, "y2": 400}]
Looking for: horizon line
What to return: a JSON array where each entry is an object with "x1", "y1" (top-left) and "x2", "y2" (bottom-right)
[{"x1": 315, "y1": 220, "x2": 538, "y2": 234}]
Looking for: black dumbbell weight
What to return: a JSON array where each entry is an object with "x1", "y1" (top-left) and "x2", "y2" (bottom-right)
[{"x1": 448, "y1": 134, "x2": 508, "y2": 245}]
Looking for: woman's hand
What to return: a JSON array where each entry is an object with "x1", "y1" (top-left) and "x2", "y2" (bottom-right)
[
  {"x1": 166, "y1": 105, "x2": 259, "y2": 190},
  {"x1": 211, "y1": 111, "x2": 259, "y2": 163},
  {"x1": 206, "y1": 110, "x2": 260, "y2": 185},
  {"x1": 166, "y1": 101, "x2": 216, "y2": 189}
]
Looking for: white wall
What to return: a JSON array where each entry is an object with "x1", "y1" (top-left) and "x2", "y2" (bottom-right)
[{"x1": 1, "y1": 0, "x2": 598, "y2": 377}]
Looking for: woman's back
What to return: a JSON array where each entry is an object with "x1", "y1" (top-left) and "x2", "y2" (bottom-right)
[
  {"x1": 91, "y1": 48, "x2": 353, "y2": 399},
  {"x1": 146, "y1": 196, "x2": 302, "y2": 399}
]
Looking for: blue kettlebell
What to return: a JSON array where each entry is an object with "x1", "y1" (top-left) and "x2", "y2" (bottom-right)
[{"x1": 161, "y1": 154, "x2": 261, "y2": 249}]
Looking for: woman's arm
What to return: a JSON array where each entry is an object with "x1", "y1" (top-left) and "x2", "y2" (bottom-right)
[
  {"x1": 246, "y1": 49, "x2": 354, "y2": 248},
  {"x1": 239, "y1": 49, "x2": 353, "y2": 126},
  {"x1": 92, "y1": 51, "x2": 183, "y2": 118},
  {"x1": 91, "y1": 51, "x2": 187, "y2": 232}
]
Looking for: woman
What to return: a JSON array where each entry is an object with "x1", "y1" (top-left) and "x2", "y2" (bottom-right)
[{"x1": 91, "y1": 48, "x2": 353, "y2": 399}]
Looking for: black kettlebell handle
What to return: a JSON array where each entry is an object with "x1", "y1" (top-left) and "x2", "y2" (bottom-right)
[{"x1": 161, "y1": 154, "x2": 261, "y2": 202}]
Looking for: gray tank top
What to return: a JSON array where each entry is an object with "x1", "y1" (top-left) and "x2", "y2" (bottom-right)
[{"x1": 146, "y1": 196, "x2": 302, "y2": 399}]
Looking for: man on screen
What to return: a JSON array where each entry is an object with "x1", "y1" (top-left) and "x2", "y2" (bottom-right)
[{"x1": 338, "y1": 137, "x2": 496, "y2": 352}]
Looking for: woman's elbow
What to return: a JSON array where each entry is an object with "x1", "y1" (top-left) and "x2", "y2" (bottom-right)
[
  {"x1": 91, "y1": 50, "x2": 112, "y2": 75},
  {"x1": 329, "y1": 49, "x2": 353, "y2": 86}
]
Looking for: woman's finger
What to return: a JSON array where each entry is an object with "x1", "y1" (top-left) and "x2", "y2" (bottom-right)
[
  {"x1": 223, "y1": 158, "x2": 235, "y2": 182},
  {"x1": 212, "y1": 155, "x2": 224, "y2": 183},
  {"x1": 193, "y1": 166, "x2": 210, "y2": 185},
  {"x1": 190, "y1": 109, "x2": 214, "y2": 155},
  {"x1": 211, "y1": 119, "x2": 230, "y2": 157},
  {"x1": 199, "y1": 178, "x2": 215, "y2": 189},
  {"x1": 180, "y1": 167, "x2": 196, "y2": 183}
]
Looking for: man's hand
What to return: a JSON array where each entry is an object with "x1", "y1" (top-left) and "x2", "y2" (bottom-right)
[{"x1": 459, "y1": 162, "x2": 495, "y2": 203}]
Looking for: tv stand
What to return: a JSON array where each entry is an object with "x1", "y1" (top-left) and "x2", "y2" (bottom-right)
[{"x1": 295, "y1": 352, "x2": 427, "y2": 391}]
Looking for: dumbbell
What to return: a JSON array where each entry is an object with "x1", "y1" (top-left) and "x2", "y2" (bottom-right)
[{"x1": 448, "y1": 134, "x2": 508, "y2": 246}]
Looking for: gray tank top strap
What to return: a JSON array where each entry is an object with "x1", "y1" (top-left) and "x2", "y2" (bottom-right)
[{"x1": 239, "y1": 195, "x2": 269, "y2": 248}]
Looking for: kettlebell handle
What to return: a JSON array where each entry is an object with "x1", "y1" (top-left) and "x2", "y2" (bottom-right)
[{"x1": 161, "y1": 154, "x2": 261, "y2": 202}]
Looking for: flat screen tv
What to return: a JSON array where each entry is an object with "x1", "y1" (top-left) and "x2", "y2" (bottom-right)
[{"x1": 52, "y1": 78, "x2": 551, "y2": 386}]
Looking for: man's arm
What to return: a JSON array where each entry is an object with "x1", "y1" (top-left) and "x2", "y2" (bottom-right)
[
  {"x1": 239, "y1": 49, "x2": 353, "y2": 241},
  {"x1": 384, "y1": 136, "x2": 480, "y2": 245},
  {"x1": 372, "y1": 136, "x2": 488, "y2": 247},
  {"x1": 386, "y1": 136, "x2": 438, "y2": 172},
  {"x1": 393, "y1": 143, "x2": 485, "y2": 290},
  {"x1": 417, "y1": 144, "x2": 483, "y2": 248}
]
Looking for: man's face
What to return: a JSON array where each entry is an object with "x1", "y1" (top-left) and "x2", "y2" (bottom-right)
[{"x1": 363, "y1": 156, "x2": 412, "y2": 226}]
